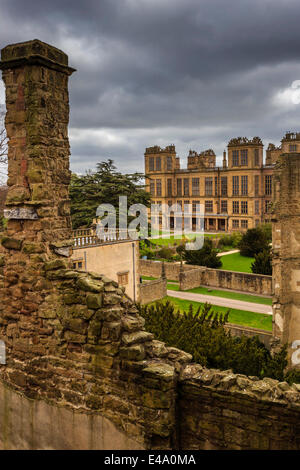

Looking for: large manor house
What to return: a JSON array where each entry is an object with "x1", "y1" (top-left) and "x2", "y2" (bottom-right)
[{"x1": 145, "y1": 132, "x2": 300, "y2": 232}]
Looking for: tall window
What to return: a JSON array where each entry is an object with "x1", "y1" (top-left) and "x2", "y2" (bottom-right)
[
  {"x1": 232, "y1": 219, "x2": 239, "y2": 228},
  {"x1": 205, "y1": 201, "x2": 213, "y2": 213},
  {"x1": 255, "y1": 200, "x2": 259, "y2": 215},
  {"x1": 192, "y1": 200, "x2": 199, "y2": 212},
  {"x1": 232, "y1": 176, "x2": 239, "y2": 195},
  {"x1": 192, "y1": 178, "x2": 200, "y2": 195},
  {"x1": 167, "y1": 179, "x2": 172, "y2": 196},
  {"x1": 254, "y1": 175, "x2": 259, "y2": 196},
  {"x1": 167, "y1": 156, "x2": 173, "y2": 170},
  {"x1": 221, "y1": 200, "x2": 228, "y2": 213},
  {"x1": 183, "y1": 178, "x2": 189, "y2": 196},
  {"x1": 265, "y1": 200, "x2": 271, "y2": 213},
  {"x1": 265, "y1": 175, "x2": 272, "y2": 196},
  {"x1": 232, "y1": 150, "x2": 239, "y2": 166},
  {"x1": 156, "y1": 180, "x2": 162, "y2": 196},
  {"x1": 241, "y1": 201, "x2": 248, "y2": 214},
  {"x1": 241, "y1": 149, "x2": 248, "y2": 166},
  {"x1": 241, "y1": 175, "x2": 248, "y2": 195},
  {"x1": 221, "y1": 177, "x2": 227, "y2": 196},
  {"x1": 289, "y1": 144, "x2": 297, "y2": 152},
  {"x1": 149, "y1": 157, "x2": 154, "y2": 171},
  {"x1": 215, "y1": 177, "x2": 218, "y2": 196},
  {"x1": 233, "y1": 201, "x2": 239, "y2": 214},
  {"x1": 205, "y1": 177, "x2": 213, "y2": 196},
  {"x1": 150, "y1": 182, "x2": 155, "y2": 195},
  {"x1": 177, "y1": 178, "x2": 182, "y2": 196},
  {"x1": 155, "y1": 156, "x2": 161, "y2": 171},
  {"x1": 254, "y1": 148, "x2": 259, "y2": 166},
  {"x1": 241, "y1": 220, "x2": 248, "y2": 229}
]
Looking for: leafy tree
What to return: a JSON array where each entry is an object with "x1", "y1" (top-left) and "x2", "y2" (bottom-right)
[
  {"x1": 157, "y1": 246, "x2": 174, "y2": 261},
  {"x1": 138, "y1": 300, "x2": 293, "y2": 382},
  {"x1": 182, "y1": 238, "x2": 222, "y2": 268},
  {"x1": 239, "y1": 227, "x2": 269, "y2": 257},
  {"x1": 251, "y1": 249, "x2": 272, "y2": 275},
  {"x1": 139, "y1": 239, "x2": 155, "y2": 259},
  {"x1": 69, "y1": 159, "x2": 151, "y2": 229},
  {"x1": 259, "y1": 222, "x2": 272, "y2": 243}
]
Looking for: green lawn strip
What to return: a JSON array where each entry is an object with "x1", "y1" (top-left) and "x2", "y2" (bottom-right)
[
  {"x1": 164, "y1": 296, "x2": 272, "y2": 331},
  {"x1": 149, "y1": 233, "x2": 218, "y2": 247},
  {"x1": 167, "y1": 284, "x2": 271, "y2": 305},
  {"x1": 220, "y1": 252, "x2": 254, "y2": 273},
  {"x1": 142, "y1": 276, "x2": 179, "y2": 283}
]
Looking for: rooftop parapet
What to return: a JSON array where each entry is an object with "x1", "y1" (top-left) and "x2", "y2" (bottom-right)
[
  {"x1": 281, "y1": 131, "x2": 300, "y2": 142},
  {"x1": 145, "y1": 144, "x2": 176, "y2": 154},
  {"x1": 228, "y1": 136, "x2": 263, "y2": 147}
]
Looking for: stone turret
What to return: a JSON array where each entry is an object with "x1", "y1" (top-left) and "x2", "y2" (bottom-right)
[
  {"x1": 272, "y1": 147, "x2": 300, "y2": 367},
  {"x1": 222, "y1": 150, "x2": 227, "y2": 169}
]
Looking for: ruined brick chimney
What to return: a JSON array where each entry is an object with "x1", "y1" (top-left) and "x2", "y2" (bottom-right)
[
  {"x1": 0, "y1": 39, "x2": 75, "y2": 249},
  {"x1": 0, "y1": 40, "x2": 75, "y2": 321}
]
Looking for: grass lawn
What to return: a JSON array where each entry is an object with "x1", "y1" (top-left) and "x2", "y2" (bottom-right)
[
  {"x1": 166, "y1": 284, "x2": 272, "y2": 305},
  {"x1": 149, "y1": 233, "x2": 217, "y2": 247},
  {"x1": 164, "y1": 296, "x2": 272, "y2": 331},
  {"x1": 219, "y1": 252, "x2": 254, "y2": 273}
]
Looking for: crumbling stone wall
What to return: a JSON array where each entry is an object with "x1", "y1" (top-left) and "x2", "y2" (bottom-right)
[
  {"x1": 179, "y1": 364, "x2": 300, "y2": 450},
  {"x1": 1, "y1": 40, "x2": 300, "y2": 451}
]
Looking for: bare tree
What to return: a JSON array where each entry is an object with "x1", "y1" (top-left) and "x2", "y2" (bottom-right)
[
  {"x1": 0, "y1": 110, "x2": 7, "y2": 184},
  {"x1": 0, "y1": 126, "x2": 7, "y2": 164}
]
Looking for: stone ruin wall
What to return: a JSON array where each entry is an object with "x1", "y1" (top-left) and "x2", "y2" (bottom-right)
[
  {"x1": 0, "y1": 40, "x2": 300, "y2": 450},
  {"x1": 139, "y1": 278, "x2": 167, "y2": 305},
  {"x1": 139, "y1": 259, "x2": 272, "y2": 295}
]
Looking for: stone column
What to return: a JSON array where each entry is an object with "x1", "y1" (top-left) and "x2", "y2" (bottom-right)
[
  {"x1": 272, "y1": 152, "x2": 300, "y2": 367},
  {"x1": 0, "y1": 40, "x2": 75, "y2": 320},
  {"x1": 0, "y1": 39, "x2": 75, "y2": 248}
]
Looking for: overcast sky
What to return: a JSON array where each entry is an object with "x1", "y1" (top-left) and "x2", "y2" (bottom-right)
[{"x1": 1, "y1": 0, "x2": 300, "y2": 174}]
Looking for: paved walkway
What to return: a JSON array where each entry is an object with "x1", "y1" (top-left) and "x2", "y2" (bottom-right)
[
  {"x1": 217, "y1": 249, "x2": 240, "y2": 257},
  {"x1": 167, "y1": 290, "x2": 273, "y2": 315}
]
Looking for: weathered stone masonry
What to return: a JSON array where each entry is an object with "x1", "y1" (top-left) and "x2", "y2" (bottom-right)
[
  {"x1": 0, "y1": 39, "x2": 187, "y2": 450},
  {"x1": 1, "y1": 40, "x2": 300, "y2": 450},
  {"x1": 272, "y1": 152, "x2": 300, "y2": 366}
]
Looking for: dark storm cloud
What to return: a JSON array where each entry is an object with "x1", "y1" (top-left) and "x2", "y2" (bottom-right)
[{"x1": 1, "y1": 0, "x2": 300, "y2": 173}]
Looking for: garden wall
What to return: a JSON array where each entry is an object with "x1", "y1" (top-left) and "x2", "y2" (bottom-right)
[
  {"x1": 225, "y1": 323, "x2": 272, "y2": 348},
  {"x1": 139, "y1": 259, "x2": 272, "y2": 295},
  {"x1": 139, "y1": 278, "x2": 167, "y2": 304}
]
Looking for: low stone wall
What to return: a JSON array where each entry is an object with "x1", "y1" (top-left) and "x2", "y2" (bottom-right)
[
  {"x1": 179, "y1": 267, "x2": 206, "y2": 290},
  {"x1": 139, "y1": 259, "x2": 272, "y2": 296},
  {"x1": 225, "y1": 323, "x2": 272, "y2": 348},
  {"x1": 203, "y1": 268, "x2": 272, "y2": 296},
  {"x1": 139, "y1": 278, "x2": 167, "y2": 304},
  {"x1": 140, "y1": 259, "x2": 183, "y2": 281},
  {"x1": 179, "y1": 364, "x2": 300, "y2": 450}
]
